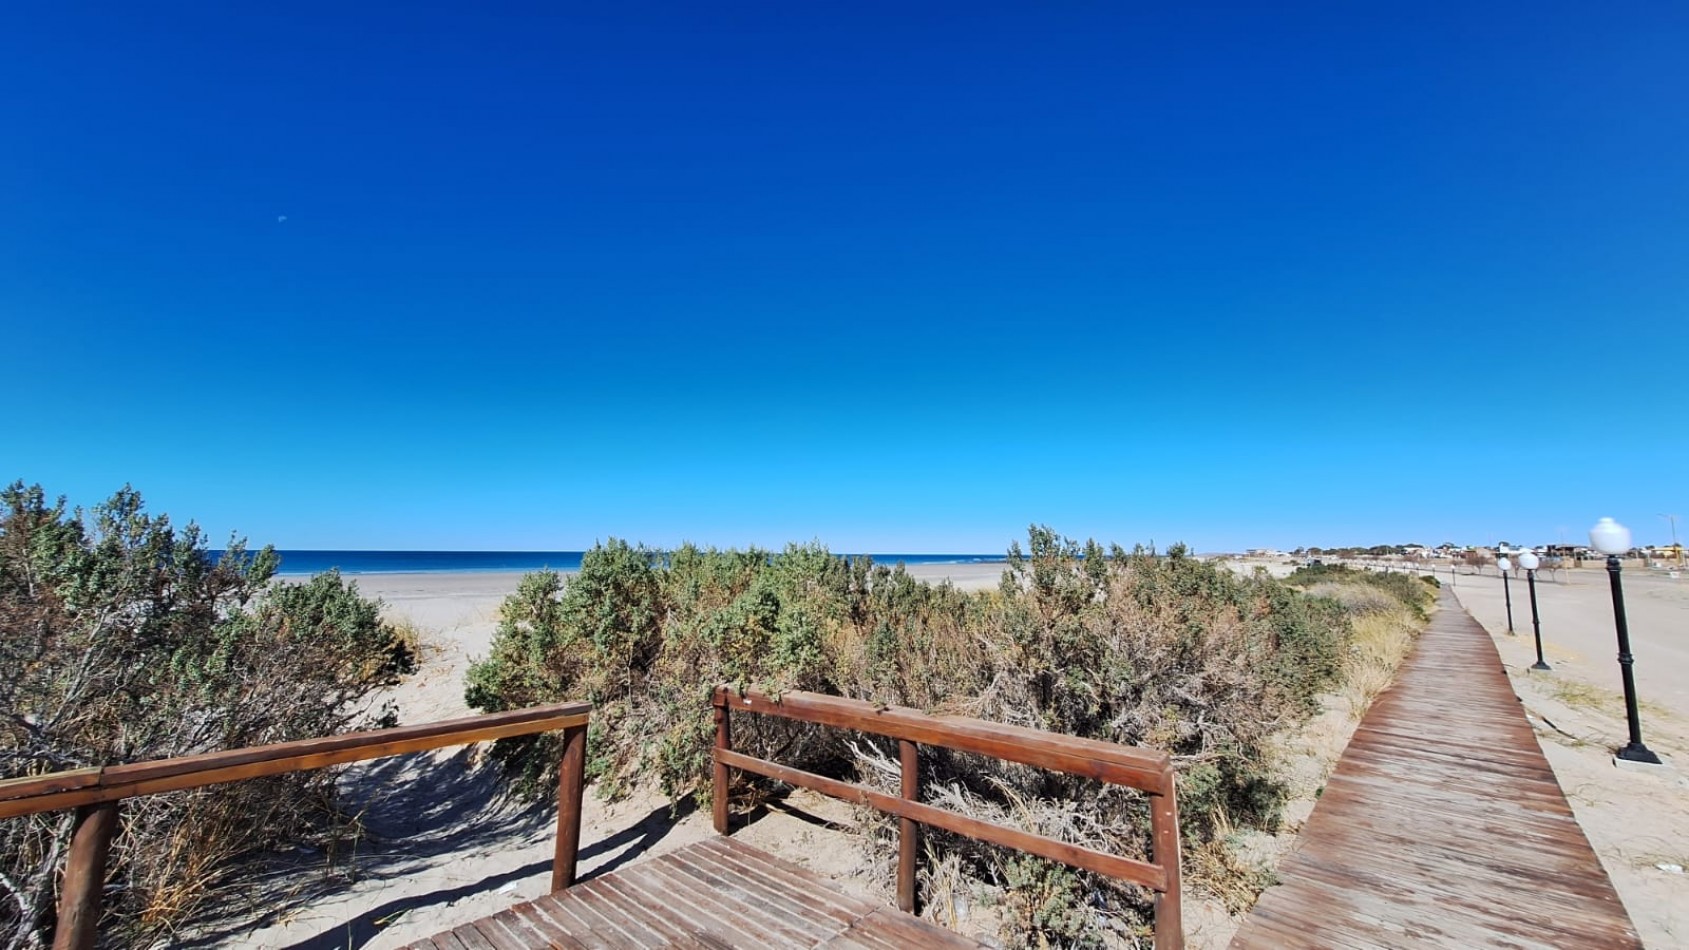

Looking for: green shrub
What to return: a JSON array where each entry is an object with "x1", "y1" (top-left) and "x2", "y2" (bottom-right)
[
  {"x1": 0, "y1": 483, "x2": 414, "y2": 948},
  {"x1": 465, "y1": 528, "x2": 1355, "y2": 945},
  {"x1": 1284, "y1": 563, "x2": 1436, "y2": 619}
]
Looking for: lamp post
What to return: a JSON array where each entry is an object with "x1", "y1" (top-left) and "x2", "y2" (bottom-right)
[
  {"x1": 1518, "y1": 551, "x2": 1550, "y2": 672},
  {"x1": 1496, "y1": 555, "x2": 1515, "y2": 634},
  {"x1": 1590, "y1": 518, "x2": 1661, "y2": 764}
]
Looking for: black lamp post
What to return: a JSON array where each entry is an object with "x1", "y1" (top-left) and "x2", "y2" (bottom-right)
[
  {"x1": 1497, "y1": 555, "x2": 1515, "y2": 634},
  {"x1": 1518, "y1": 551, "x2": 1550, "y2": 672},
  {"x1": 1590, "y1": 518, "x2": 1661, "y2": 764}
]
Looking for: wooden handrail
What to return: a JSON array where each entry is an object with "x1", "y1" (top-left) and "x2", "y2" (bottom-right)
[
  {"x1": 712, "y1": 686, "x2": 1183, "y2": 949},
  {"x1": 2, "y1": 701, "x2": 592, "y2": 950}
]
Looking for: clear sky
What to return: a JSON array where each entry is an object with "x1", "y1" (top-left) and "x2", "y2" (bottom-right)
[{"x1": 4, "y1": 2, "x2": 1686, "y2": 554}]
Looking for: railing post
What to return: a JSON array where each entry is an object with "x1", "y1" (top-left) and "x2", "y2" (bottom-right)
[
  {"x1": 898, "y1": 739, "x2": 920, "y2": 915},
  {"x1": 550, "y1": 722, "x2": 588, "y2": 891},
  {"x1": 53, "y1": 801, "x2": 119, "y2": 950},
  {"x1": 713, "y1": 698, "x2": 731, "y2": 834},
  {"x1": 1149, "y1": 773, "x2": 1184, "y2": 950}
]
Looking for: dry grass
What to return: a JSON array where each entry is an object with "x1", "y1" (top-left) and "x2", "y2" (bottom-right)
[
  {"x1": 1549, "y1": 677, "x2": 1673, "y2": 720},
  {"x1": 386, "y1": 615, "x2": 436, "y2": 665},
  {"x1": 1187, "y1": 809, "x2": 1278, "y2": 915},
  {"x1": 1339, "y1": 607, "x2": 1420, "y2": 718}
]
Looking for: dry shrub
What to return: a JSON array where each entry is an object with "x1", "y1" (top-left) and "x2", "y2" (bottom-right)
[
  {"x1": 468, "y1": 528, "x2": 1355, "y2": 946},
  {"x1": 1301, "y1": 582, "x2": 1399, "y2": 617},
  {"x1": 0, "y1": 484, "x2": 414, "y2": 948}
]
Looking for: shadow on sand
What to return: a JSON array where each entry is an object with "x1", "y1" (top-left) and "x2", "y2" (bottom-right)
[{"x1": 175, "y1": 749, "x2": 695, "y2": 949}]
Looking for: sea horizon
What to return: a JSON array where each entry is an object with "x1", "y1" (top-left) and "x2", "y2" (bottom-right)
[{"x1": 214, "y1": 549, "x2": 1008, "y2": 577}]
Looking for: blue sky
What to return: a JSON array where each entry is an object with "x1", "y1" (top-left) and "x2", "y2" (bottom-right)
[{"x1": 4, "y1": 2, "x2": 1686, "y2": 553}]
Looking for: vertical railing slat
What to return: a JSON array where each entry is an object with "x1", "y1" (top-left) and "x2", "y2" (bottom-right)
[
  {"x1": 1149, "y1": 771, "x2": 1184, "y2": 949},
  {"x1": 53, "y1": 801, "x2": 119, "y2": 950},
  {"x1": 550, "y1": 723, "x2": 588, "y2": 891},
  {"x1": 712, "y1": 700, "x2": 731, "y2": 834},
  {"x1": 897, "y1": 739, "x2": 920, "y2": 914}
]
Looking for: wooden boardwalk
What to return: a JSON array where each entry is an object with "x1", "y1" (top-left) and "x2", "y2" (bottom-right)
[
  {"x1": 402, "y1": 837, "x2": 986, "y2": 949},
  {"x1": 1232, "y1": 589, "x2": 1641, "y2": 949}
]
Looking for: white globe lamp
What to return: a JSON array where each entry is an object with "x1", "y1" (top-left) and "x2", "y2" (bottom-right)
[{"x1": 1589, "y1": 518, "x2": 1631, "y2": 556}]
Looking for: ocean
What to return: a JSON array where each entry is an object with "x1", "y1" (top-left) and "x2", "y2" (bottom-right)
[{"x1": 232, "y1": 550, "x2": 1005, "y2": 577}]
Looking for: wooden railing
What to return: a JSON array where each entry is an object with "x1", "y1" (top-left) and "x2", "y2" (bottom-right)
[
  {"x1": 0, "y1": 702, "x2": 591, "y2": 950},
  {"x1": 711, "y1": 686, "x2": 1183, "y2": 949}
]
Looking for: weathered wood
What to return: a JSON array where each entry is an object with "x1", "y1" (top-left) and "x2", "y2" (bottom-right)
[
  {"x1": 1231, "y1": 590, "x2": 1642, "y2": 949},
  {"x1": 1149, "y1": 774, "x2": 1183, "y2": 950},
  {"x1": 712, "y1": 702, "x2": 731, "y2": 834},
  {"x1": 897, "y1": 738, "x2": 919, "y2": 915},
  {"x1": 551, "y1": 722, "x2": 588, "y2": 891},
  {"x1": 713, "y1": 687, "x2": 1171, "y2": 794},
  {"x1": 451, "y1": 922, "x2": 498, "y2": 950},
  {"x1": 1, "y1": 702, "x2": 591, "y2": 820},
  {"x1": 709, "y1": 685, "x2": 1180, "y2": 945},
  {"x1": 0, "y1": 767, "x2": 99, "y2": 804},
  {"x1": 716, "y1": 747, "x2": 1169, "y2": 892},
  {"x1": 5, "y1": 702, "x2": 592, "y2": 949},
  {"x1": 52, "y1": 802, "x2": 119, "y2": 950},
  {"x1": 406, "y1": 837, "x2": 987, "y2": 949}
]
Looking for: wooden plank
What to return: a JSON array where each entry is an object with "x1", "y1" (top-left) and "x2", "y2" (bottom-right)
[
  {"x1": 717, "y1": 747, "x2": 1169, "y2": 892},
  {"x1": 590, "y1": 874, "x2": 714, "y2": 948},
  {"x1": 1, "y1": 703, "x2": 591, "y2": 820},
  {"x1": 661, "y1": 848, "x2": 838, "y2": 944},
  {"x1": 451, "y1": 923, "x2": 500, "y2": 950},
  {"x1": 471, "y1": 913, "x2": 534, "y2": 950},
  {"x1": 527, "y1": 896, "x2": 617, "y2": 949},
  {"x1": 568, "y1": 883, "x2": 666, "y2": 945},
  {"x1": 1231, "y1": 591, "x2": 1642, "y2": 949},
  {"x1": 669, "y1": 845, "x2": 851, "y2": 939},
  {"x1": 608, "y1": 858, "x2": 770, "y2": 947},
  {"x1": 508, "y1": 901, "x2": 590, "y2": 949},
  {"x1": 695, "y1": 838, "x2": 867, "y2": 925},
  {"x1": 484, "y1": 908, "x2": 552, "y2": 950},
  {"x1": 0, "y1": 767, "x2": 100, "y2": 803},
  {"x1": 847, "y1": 908, "x2": 984, "y2": 948},
  {"x1": 616, "y1": 858, "x2": 783, "y2": 945},
  {"x1": 409, "y1": 839, "x2": 990, "y2": 949},
  {"x1": 421, "y1": 932, "x2": 471, "y2": 950},
  {"x1": 714, "y1": 686, "x2": 1171, "y2": 794}
]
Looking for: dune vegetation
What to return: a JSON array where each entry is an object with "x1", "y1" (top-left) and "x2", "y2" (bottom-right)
[
  {"x1": 468, "y1": 529, "x2": 1436, "y2": 946},
  {"x1": 0, "y1": 484, "x2": 414, "y2": 949}
]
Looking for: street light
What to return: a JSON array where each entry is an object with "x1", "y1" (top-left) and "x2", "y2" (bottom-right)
[
  {"x1": 1589, "y1": 518, "x2": 1661, "y2": 764},
  {"x1": 1518, "y1": 551, "x2": 1550, "y2": 672},
  {"x1": 1496, "y1": 555, "x2": 1515, "y2": 634}
]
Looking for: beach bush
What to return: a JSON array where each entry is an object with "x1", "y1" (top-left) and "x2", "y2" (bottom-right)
[
  {"x1": 467, "y1": 527, "x2": 1365, "y2": 945},
  {"x1": 1283, "y1": 563, "x2": 1436, "y2": 619},
  {"x1": 0, "y1": 483, "x2": 415, "y2": 948}
]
